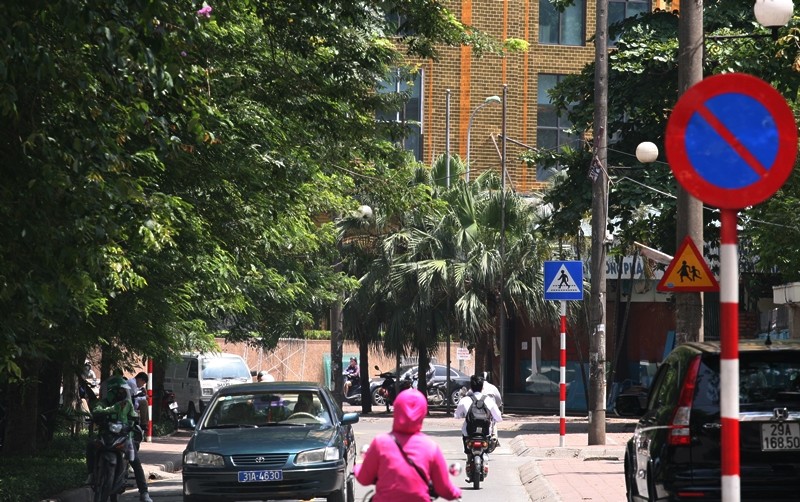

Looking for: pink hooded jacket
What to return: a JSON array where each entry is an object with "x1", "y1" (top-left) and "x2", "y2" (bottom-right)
[{"x1": 354, "y1": 389, "x2": 462, "y2": 502}]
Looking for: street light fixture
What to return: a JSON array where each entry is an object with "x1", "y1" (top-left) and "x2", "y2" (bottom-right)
[{"x1": 466, "y1": 95, "x2": 501, "y2": 182}]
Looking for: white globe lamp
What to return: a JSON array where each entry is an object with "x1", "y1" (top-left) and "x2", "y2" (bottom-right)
[{"x1": 635, "y1": 142, "x2": 659, "y2": 164}]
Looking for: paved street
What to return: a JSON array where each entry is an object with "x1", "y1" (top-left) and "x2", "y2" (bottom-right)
[{"x1": 53, "y1": 409, "x2": 637, "y2": 502}]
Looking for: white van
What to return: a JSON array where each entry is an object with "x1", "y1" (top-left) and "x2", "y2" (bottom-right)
[{"x1": 164, "y1": 353, "x2": 252, "y2": 420}]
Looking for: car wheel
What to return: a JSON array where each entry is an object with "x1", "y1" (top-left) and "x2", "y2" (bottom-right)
[
  {"x1": 450, "y1": 388, "x2": 463, "y2": 406},
  {"x1": 646, "y1": 465, "x2": 657, "y2": 502},
  {"x1": 327, "y1": 481, "x2": 346, "y2": 502},
  {"x1": 372, "y1": 387, "x2": 386, "y2": 406},
  {"x1": 346, "y1": 475, "x2": 355, "y2": 502},
  {"x1": 624, "y1": 451, "x2": 639, "y2": 502}
]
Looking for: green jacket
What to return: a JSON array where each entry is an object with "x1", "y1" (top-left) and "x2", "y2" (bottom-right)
[{"x1": 92, "y1": 394, "x2": 138, "y2": 426}]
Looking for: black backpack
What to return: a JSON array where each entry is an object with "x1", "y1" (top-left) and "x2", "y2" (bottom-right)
[{"x1": 466, "y1": 395, "x2": 491, "y2": 436}]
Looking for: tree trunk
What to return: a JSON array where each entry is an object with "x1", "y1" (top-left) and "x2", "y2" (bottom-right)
[
  {"x1": 37, "y1": 358, "x2": 63, "y2": 446},
  {"x1": 4, "y1": 358, "x2": 42, "y2": 455},
  {"x1": 359, "y1": 337, "x2": 372, "y2": 414}
]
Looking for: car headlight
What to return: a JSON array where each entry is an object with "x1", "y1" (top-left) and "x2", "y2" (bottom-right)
[
  {"x1": 295, "y1": 446, "x2": 340, "y2": 465},
  {"x1": 202, "y1": 387, "x2": 214, "y2": 396},
  {"x1": 184, "y1": 451, "x2": 224, "y2": 467}
]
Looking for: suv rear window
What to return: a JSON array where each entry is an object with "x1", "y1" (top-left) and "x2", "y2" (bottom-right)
[{"x1": 693, "y1": 352, "x2": 800, "y2": 413}]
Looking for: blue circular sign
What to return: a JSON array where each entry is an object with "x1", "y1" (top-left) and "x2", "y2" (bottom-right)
[{"x1": 666, "y1": 73, "x2": 797, "y2": 209}]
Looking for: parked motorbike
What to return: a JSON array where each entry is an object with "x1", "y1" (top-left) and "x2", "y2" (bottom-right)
[
  {"x1": 410, "y1": 374, "x2": 446, "y2": 406},
  {"x1": 373, "y1": 366, "x2": 398, "y2": 412},
  {"x1": 89, "y1": 416, "x2": 132, "y2": 502},
  {"x1": 157, "y1": 387, "x2": 179, "y2": 428},
  {"x1": 465, "y1": 434, "x2": 490, "y2": 489},
  {"x1": 343, "y1": 373, "x2": 362, "y2": 405}
]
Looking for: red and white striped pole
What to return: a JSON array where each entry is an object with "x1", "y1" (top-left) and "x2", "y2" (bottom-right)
[
  {"x1": 147, "y1": 358, "x2": 154, "y2": 442},
  {"x1": 720, "y1": 208, "x2": 740, "y2": 501},
  {"x1": 559, "y1": 300, "x2": 567, "y2": 447}
]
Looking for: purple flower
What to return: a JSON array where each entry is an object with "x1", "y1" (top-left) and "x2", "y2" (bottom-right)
[
  {"x1": 197, "y1": 5, "x2": 212, "y2": 18},
  {"x1": 181, "y1": 51, "x2": 188, "y2": 57}
]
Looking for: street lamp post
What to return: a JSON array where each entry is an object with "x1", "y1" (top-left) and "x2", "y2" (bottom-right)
[{"x1": 466, "y1": 95, "x2": 501, "y2": 182}]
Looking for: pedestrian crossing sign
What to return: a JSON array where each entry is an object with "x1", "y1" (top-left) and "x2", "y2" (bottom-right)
[
  {"x1": 544, "y1": 261, "x2": 584, "y2": 301},
  {"x1": 657, "y1": 237, "x2": 719, "y2": 292}
]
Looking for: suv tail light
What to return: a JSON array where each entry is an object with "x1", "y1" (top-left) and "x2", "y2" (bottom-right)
[{"x1": 668, "y1": 355, "x2": 702, "y2": 446}]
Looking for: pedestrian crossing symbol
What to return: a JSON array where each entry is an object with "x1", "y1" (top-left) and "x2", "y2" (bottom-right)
[{"x1": 544, "y1": 261, "x2": 584, "y2": 301}]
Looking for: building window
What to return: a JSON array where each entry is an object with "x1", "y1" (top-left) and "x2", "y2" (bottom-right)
[
  {"x1": 377, "y1": 68, "x2": 424, "y2": 160},
  {"x1": 609, "y1": 0, "x2": 650, "y2": 44},
  {"x1": 539, "y1": 0, "x2": 585, "y2": 46},
  {"x1": 536, "y1": 74, "x2": 579, "y2": 181}
]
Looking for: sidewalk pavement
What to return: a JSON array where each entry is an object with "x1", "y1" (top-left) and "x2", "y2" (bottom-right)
[
  {"x1": 502, "y1": 415, "x2": 634, "y2": 502},
  {"x1": 44, "y1": 413, "x2": 636, "y2": 502},
  {"x1": 42, "y1": 432, "x2": 188, "y2": 502}
]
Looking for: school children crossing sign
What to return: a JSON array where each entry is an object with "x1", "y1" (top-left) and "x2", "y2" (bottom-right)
[
  {"x1": 544, "y1": 261, "x2": 583, "y2": 301},
  {"x1": 657, "y1": 237, "x2": 720, "y2": 293}
]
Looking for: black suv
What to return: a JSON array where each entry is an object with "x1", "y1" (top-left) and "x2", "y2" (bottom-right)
[{"x1": 615, "y1": 339, "x2": 800, "y2": 501}]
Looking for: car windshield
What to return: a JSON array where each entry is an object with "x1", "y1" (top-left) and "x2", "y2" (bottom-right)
[
  {"x1": 200, "y1": 358, "x2": 250, "y2": 380},
  {"x1": 202, "y1": 391, "x2": 331, "y2": 428}
]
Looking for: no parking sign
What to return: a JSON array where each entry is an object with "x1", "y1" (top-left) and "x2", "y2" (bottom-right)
[{"x1": 665, "y1": 73, "x2": 797, "y2": 208}]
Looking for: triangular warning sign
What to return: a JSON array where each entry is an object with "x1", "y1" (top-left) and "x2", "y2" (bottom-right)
[
  {"x1": 657, "y1": 237, "x2": 719, "y2": 292},
  {"x1": 546, "y1": 265, "x2": 581, "y2": 294}
]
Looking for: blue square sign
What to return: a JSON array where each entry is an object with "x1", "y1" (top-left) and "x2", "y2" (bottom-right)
[{"x1": 544, "y1": 261, "x2": 584, "y2": 301}]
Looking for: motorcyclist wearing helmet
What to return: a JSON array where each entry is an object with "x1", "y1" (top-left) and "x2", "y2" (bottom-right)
[{"x1": 86, "y1": 375, "x2": 153, "y2": 502}]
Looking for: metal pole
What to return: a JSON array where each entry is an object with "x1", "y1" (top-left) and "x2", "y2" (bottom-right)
[
  {"x1": 146, "y1": 358, "x2": 153, "y2": 442},
  {"x1": 720, "y1": 209, "x2": 740, "y2": 501},
  {"x1": 446, "y1": 89, "x2": 451, "y2": 188},
  {"x1": 559, "y1": 300, "x2": 567, "y2": 447},
  {"x1": 676, "y1": 0, "x2": 705, "y2": 345},
  {"x1": 589, "y1": 0, "x2": 608, "y2": 446},
  {"x1": 498, "y1": 84, "x2": 507, "y2": 397}
]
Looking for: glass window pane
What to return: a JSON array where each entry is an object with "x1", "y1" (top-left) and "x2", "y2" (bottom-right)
[
  {"x1": 561, "y1": 0, "x2": 584, "y2": 46},
  {"x1": 539, "y1": 0, "x2": 559, "y2": 44}
]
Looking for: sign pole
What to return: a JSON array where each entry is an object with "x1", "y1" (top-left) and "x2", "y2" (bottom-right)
[
  {"x1": 720, "y1": 209, "x2": 740, "y2": 501},
  {"x1": 559, "y1": 300, "x2": 567, "y2": 447},
  {"x1": 146, "y1": 358, "x2": 153, "y2": 443}
]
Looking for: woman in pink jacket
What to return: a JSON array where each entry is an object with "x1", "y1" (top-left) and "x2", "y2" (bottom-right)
[{"x1": 354, "y1": 389, "x2": 462, "y2": 502}]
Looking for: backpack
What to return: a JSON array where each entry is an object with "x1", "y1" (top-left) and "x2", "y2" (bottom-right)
[{"x1": 465, "y1": 395, "x2": 491, "y2": 436}]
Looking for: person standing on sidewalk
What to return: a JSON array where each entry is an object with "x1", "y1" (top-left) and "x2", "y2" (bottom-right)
[{"x1": 126, "y1": 372, "x2": 153, "y2": 502}]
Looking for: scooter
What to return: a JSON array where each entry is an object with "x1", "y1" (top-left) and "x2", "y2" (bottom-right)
[
  {"x1": 89, "y1": 415, "x2": 132, "y2": 502},
  {"x1": 343, "y1": 373, "x2": 362, "y2": 405},
  {"x1": 158, "y1": 387, "x2": 179, "y2": 428},
  {"x1": 465, "y1": 434, "x2": 490, "y2": 490},
  {"x1": 373, "y1": 366, "x2": 398, "y2": 412}
]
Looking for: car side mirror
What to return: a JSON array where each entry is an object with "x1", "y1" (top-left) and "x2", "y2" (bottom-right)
[
  {"x1": 178, "y1": 417, "x2": 196, "y2": 430},
  {"x1": 614, "y1": 394, "x2": 646, "y2": 417}
]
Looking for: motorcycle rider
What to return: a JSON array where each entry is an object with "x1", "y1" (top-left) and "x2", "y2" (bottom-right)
[
  {"x1": 454, "y1": 374, "x2": 502, "y2": 482},
  {"x1": 126, "y1": 372, "x2": 154, "y2": 502},
  {"x1": 343, "y1": 357, "x2": 359, "y2": 397},
  {"x1": 86, "y1": 375, "x2": 153, "y2": 502},
  {"x1": 355, "y1": 389, "x2": 462, "y2": 502}
]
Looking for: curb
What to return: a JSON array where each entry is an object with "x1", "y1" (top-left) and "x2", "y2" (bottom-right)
[{"x1": 519, "y1": 461, "x2": 560, "y2": 502}]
